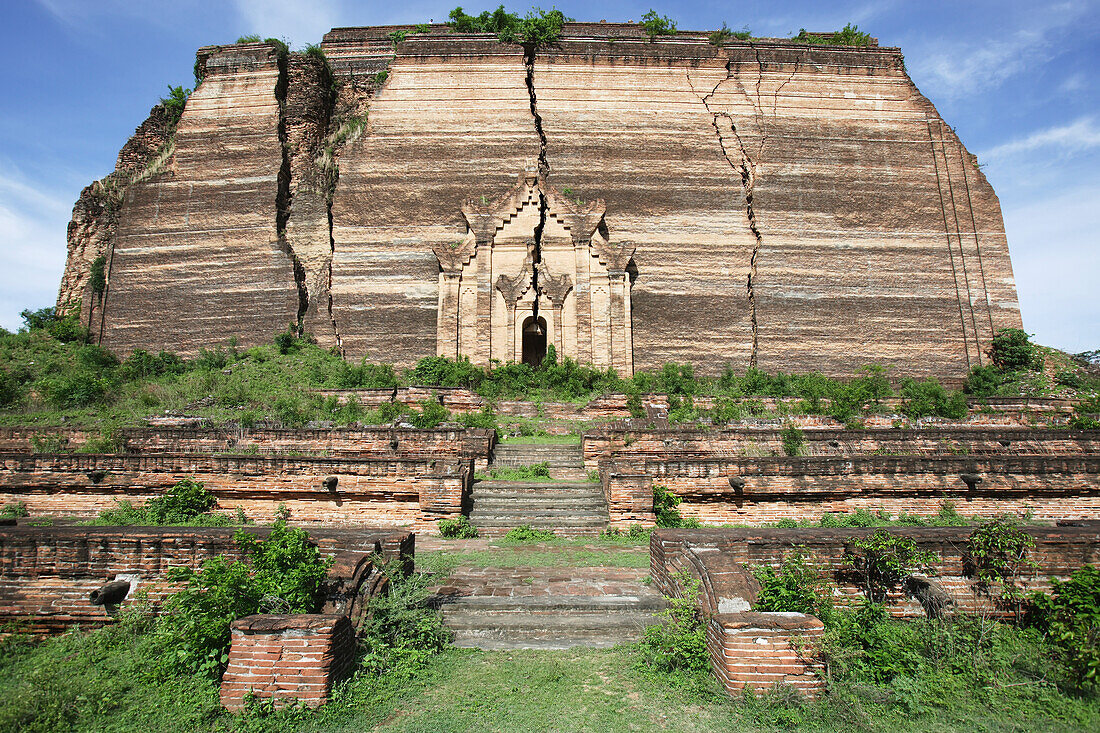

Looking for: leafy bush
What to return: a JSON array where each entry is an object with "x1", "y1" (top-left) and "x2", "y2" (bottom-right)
[
  {"x1": 88, "y1": 255, "x2": 107, "y2": 295},
  {"x1": 965, "y1": 516, "x2": 1037, "y2": 612},
  {"x1": 409, "y1": 397, "x2": 450, "y2": 428},
  {"x1": 708, "y1": 23, "x2": 750, "y2": 46},
  {"x1": 159, "y1": 85, "x2": 191, "y2": 128},
  {"x1": 145, "y1": 478, "x2": 217, "y2": 524},
  {"x1": 640, "y1": 10, "x2": 677, "y2": 40},
  {"x1": 92, "y1": 478, "x2": 226, "y2": 526},
  {"x1": 479, "y1": 462, "x2": 552, "y2": 481},
  {"x1": 1027, "y1": 564, "x2": 1100, "y2": 691},
  {"x1": 792, "y1": 23, "x2": 874, "y2": 46},
  {"x1": 653, "y1": 484, "x2": 701, "y2": 528},
  {"x1": 40, "y1": 370, "x2": 112, "y2": 408},
  {"x1": 988, "y1": 328, "x2": 1043, "y2": 372},
  {"x1": 964, "y1": 364, "x2": 1004, "y2": 396},
  {"x1": 446, "y1": 5, "x2": 570, "y2": 46},
  {"x1": 899, "y1": 378, "x2": 967, "y2": 419},
  {"x1": 780, "y1": 423, "x2": 805, "y2": 456},
  {"x1": 502, "y1": 524, "x2": 556, "y2": 542},
  {"x1": 753, "y1": 548, "x2": 831, "y2": 616},
  {"x1": 843, "y1": 529, "x2": 936, "y2": 602},
  {"x1": 438, "y1": 515, "x2": 479, "y2": 539},
  {"x1": 158, "y1": 524, "x2": 332, "y2": 677},
  {"x1": 0, "y1": 501, "x2": 28, "y2": 519},
  {"x1": 357, "y1": 560, "x2": 451, "y2": 677},
  {"x1": 20, "y1": 307, "x2": 87, "y2": 343},
  {"x1": 638, "y1": 572, "x2": 709, "y2": 681}
]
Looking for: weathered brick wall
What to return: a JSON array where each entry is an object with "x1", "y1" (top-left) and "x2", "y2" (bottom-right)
[
  {"x1": 220, "y1": 614, "x2": 356, "y2": 710},
  {"x1": 584, "y1": 425, "x2": 1099, "y2": 470},
  {"x1": 0, "y1": 426, "x2": 494, "y2": 470},
  {"x1": 654, "y1": 525, "x2": 1098, "y2": 697},
  {"x1": 0, "y1": 525, "x2": 411, "y2": 632},
  {"x1": 652, "y1": 526, "x2": 1100, "y2": 619},
  {"x1": 600, "y1": 454, "x2": 1100, "y2": 525},
  {"x1": 0, "y1": 453, "x2": 471, "y2": 531}
]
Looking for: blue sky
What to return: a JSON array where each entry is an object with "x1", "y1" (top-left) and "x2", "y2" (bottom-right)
[{"x1": 1, "y1": 0, "x2": 1096, "y2": 352}]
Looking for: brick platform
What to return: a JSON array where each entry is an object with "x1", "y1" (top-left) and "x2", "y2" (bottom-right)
[{"x1": 219, "y1": 614, "x2": 356, "y2": 710}]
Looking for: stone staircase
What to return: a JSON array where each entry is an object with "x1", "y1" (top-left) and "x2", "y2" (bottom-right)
[
  {"x1": 468, "y1": 481, "x2": 608, "y2": 538},
  {"x1": 433, "y1": 566, "x2": 666, "y2": 650},
  {"x1": 468, "y1": 442, "x2": 606, "y2": 538},
  {"x1": 488, "y1": 442, "x2": 588, "y2": 481}
]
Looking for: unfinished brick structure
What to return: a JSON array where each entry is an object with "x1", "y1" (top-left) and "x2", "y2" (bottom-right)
[
  {"x1": 652, "y1": 525, "x2": 1100, "y2": 696},
  {"x1": 0, "y1": 524, "x2": 412, "y2": 632},
  {"x1": 60, "y1": 23, "x2": 1020, "y2": 380}
]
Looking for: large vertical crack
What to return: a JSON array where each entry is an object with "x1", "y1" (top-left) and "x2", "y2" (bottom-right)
[
  {"x1": 525, "y1": 43, "x2": 550, "y2": 322},
  {"x1": 273, "y1": 48, "x2": 310, "y2": 335},
  {"x1": 689, "y1": 58, "x2": 764, "y2": 367}
]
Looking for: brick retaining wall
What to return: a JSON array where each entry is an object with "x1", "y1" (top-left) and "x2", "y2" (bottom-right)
[{"x1": 0, "y1": 453, "x2": 471, "y2": 531}]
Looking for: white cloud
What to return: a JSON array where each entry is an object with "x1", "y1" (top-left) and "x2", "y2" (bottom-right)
[
  {"x1": 908, "y1": 2, "x2": 1087, "y2": 98},
  {"x1": 232, "y1": 0, "x2": 341, "y2": 48},
  {"x1": 0, "y1": 169, "x2": 71, "y2": 331},
  {"x1": 981, "y1": 117, "x2": 1100, "y2": 162},
  {"x1": 1003, "y1": 183, "x2": 1100, "y2": 353}
]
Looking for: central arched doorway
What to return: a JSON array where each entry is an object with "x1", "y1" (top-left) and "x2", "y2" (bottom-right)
[{"x1": 521, "y1": 316, "x2": 547, "y2": 366}]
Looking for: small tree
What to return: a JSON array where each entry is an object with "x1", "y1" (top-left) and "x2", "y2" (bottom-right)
[
  {"x1": 965, "y1": 516, "x2": 1037, "y2": 616},
  {"x1": 640, "y1": 10, "x2": 677, "y2": 40},
  {"x1": 987, "y1": 328, "x2": 1042, "y2": 372},
  {"x1": 843, "y1": 529, "x2": 936, "y2": 603}
]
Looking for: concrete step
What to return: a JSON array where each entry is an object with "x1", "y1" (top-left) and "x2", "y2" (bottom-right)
[
  {"x1": 467, "y1": 479, "x2": 609, "y2": 536},
  {"x1": 488, "y1": 444, "x2": 587, "y2": 480},
  {"x1": 434, "y1": 573, "x2": 667, "y2": 650}
]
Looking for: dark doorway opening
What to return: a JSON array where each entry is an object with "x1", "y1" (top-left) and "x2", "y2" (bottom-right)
[{"x1": 521, "y1": 316, "x2": 547, "y2": 367}]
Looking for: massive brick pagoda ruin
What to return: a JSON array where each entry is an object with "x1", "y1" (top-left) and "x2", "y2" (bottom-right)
[{"x1": 59, "y1": 23, "x2": 1022, "y2": 379}]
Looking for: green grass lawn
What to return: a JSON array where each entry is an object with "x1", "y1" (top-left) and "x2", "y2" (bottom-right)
[{"x1": 2, "y1": 626, "x2": 1096, "y2": 733}]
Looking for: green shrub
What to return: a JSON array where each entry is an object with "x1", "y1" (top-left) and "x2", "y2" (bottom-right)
[
  {"x1": 410, "y1": 397, "x2": 450, "y2": 428},
  {"x1": 640, "y1": 10, "x2": 677, "y2": 40},
  {"x1": 780, "y1": 423, "x2": 804, "y2": 456},
  {"x1": 899, "y1": 378, "x2": 967, "y2": 419},
  {"x1": 159, "y1": 85, "x2": 191, "y2": 128},
  {"x1": 41, "y1": 370, "x2": 112, "y2": 408},
  {"x1": 843, "y1": 529, "x2": 937, "y2": 603},
  {"x1": 480, "y1": 462, "x2": 551, "y2": 481},
  {"x1": 145, "y1": 479, "x2": 216, "y2": 524},
  {"x1": 88, "y1": 255, "x2": 107, "y2": 295},
  {"x1": 502, "y1": 524, "x2": 556, "y2": 542},
  {"x1": 357, "y1": 559, "x2": 451, "y2": 677},
  {"x1": 965, "y1": 516, "x2": 1037, "y2": 612},
  {"x1": 708, "y1": 23, "x2": 750, "y2": 46},
  {"x1": 20, "y1": 307, "x2": 87, "y2": 343},
  {"x1": 792, "y1": 23, "x2": 874, "y2": 46},
  {"x1": 1027, "y1": 565, "x2": 1100, "y2": 691},
  {"x1": 964, "y1": 364, "x2": 1004, "y2": 396},
  {"x1": 236, "y1": 34, "x2": 262, "y2": 43},
  {"x1": 158, "y1": 524, "x2": 331, "y2": 677},
  {"x1": 92, "y1": 478, "x2": 226, "y2": 526},
  {"x1": 638, "y1": 571, "x2": 708, "y2": 680},
  {"x1": 988, "y1": 328, "x2": 1042, "y2": 372},
  {"x1": 653, "y1": 484, "x2": 701, "y2": 528},
  {"x1": 438, "y1": 515, "x2": 479, "y2": 539},
  {"x1": 753, "y1": 548, "x2": 831, "y2": 616},
  {"x1": 0, "y1": 501, "x2": 29, "y2": 519},
  {"x1": 447, "y1": 5, "x2": 570, "y2": 46}
]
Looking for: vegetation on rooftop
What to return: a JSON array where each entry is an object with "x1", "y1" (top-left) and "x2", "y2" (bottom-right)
[
  {"x1": 2, "y1": 310, "x2": 1097, "y2": 437},
  {"x1": 791, "y1": 23, "x2": 875, "y2": 46},
  {"x1": 446, "y1": 5, "x2": 572, "y2": 46}
]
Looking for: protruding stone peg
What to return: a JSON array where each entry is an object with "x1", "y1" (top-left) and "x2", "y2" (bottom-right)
[
  {"x1": 959, "y1": 473, "x2": 983, "y2": 491},
  {"x1": 322, "y1": 476, "x2": 339, "y2": 492},
  {"x1": 89, "y1": 580, "x2": 130, "y2": 606},
  {"x1": 87, "y1": 470, "x2": 107, "y2": 484},
  {"x1": 728, "y1": 476, "x2": 746, "y2": 494}
]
